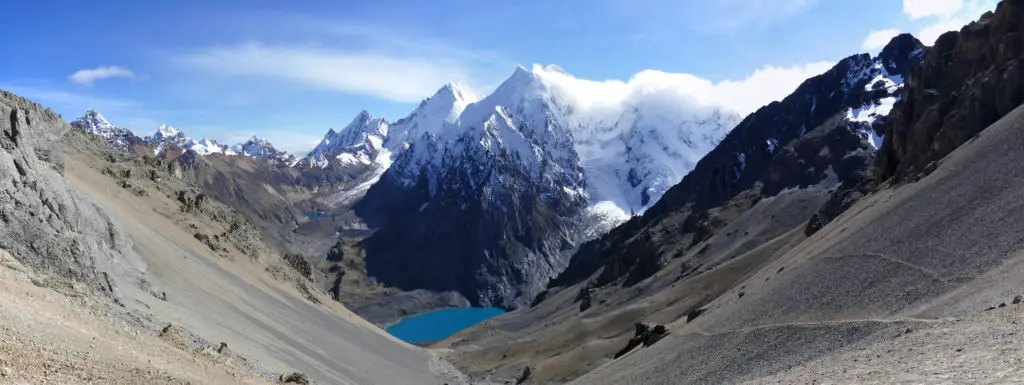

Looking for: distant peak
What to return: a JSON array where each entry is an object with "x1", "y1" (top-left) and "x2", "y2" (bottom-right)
[
  {"x1": 79, "y1": 109, "x2": 110, "y2": 125},
  {"x1": 156, "y1": 124, "x2": 182, "y2": 137}
]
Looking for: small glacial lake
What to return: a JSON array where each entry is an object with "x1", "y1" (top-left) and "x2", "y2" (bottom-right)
[
  {"x1": 304, "y1": 212, "x2": 329, "y2": 220},
  {"x1": 387, "y1": 307, "x2": 505, "y2": 343}
]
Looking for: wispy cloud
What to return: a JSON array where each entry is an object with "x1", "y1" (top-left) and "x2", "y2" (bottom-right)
[
  {"x1": 174, "y1": 15, "x2": 509, "y2": 104},
  {"x1": 862, "y1": 29, "x2": 902, "y2": 51},
  {"x1": 68, "y1": 66, "x2": 135, "y2": 86},
  {"x1": 177, "y1": 43, "x2": 482, "y2": 103}
]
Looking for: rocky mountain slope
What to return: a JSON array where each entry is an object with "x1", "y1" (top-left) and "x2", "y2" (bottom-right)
[
  {"x1": 0, "y1": 88, "x2": 474, "y2": 384},
  {"x1": 551, "y1": 33, "x2": 923, "y2": 292},
  {"x1": 440, "y1": 2, "x2": 1024, "y2": 383},
  {"x1": 876, "y1": 0, "x2": 1024, "y2": 182},
  {"x1": 0, "y1": 90, "x2": 148, "y2": 299},
  {"x1": 435, "y1": 32, "x2": 927, "y2": 383}
]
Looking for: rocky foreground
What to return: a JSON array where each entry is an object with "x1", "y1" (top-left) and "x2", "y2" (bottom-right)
[{"x1": 0, "y1": 90, "x2": 470, "y2": 384}]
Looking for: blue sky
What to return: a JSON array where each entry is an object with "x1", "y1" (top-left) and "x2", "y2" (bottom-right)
[{"x1": 1, "y1": 0, "x2": 997, "y2": 153}]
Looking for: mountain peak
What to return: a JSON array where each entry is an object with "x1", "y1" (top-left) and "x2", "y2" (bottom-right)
[
  {"x1": 512, "y1": 65, "x2": 531, "y2": 77},
  {"x1": 232, "y1": 135, "x2": 293, "y2": 163},
  {"x1": 297, "y1": 111, "x2": 390, "y2": 168},
  {"x1": 70, "y1": 109, "x2": 144, "y2": 153},
  {"x1": 878, "y1": 33, "x2": 926, "y2": 75},
  {"x1": 156, "y1": 124, "x2": 182, "y2": 138},
  {"x1": 74, "y1": 109, "x2": 113, "y2": 129}
]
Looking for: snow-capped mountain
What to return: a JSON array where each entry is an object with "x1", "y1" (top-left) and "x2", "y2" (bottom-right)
[
  {"x1": 69, "y1": 110, "x2": 299, "y2": 162},
  {"x1": 385, "y1": 82, "x2": 480, "y2": 151},
  {"x1": 144, "y1": 125, "x2": 237, "y2": 156},
  {"x1": 69, "y1": 110, "x2": 144, "y2": 152},
  {"x1": 354, "y1": 66, "x2": 741, "y2": 307},
  {"x1": 554, "y1": 33, "x2": 927, "y2": 292},
  {"x1": 232, "y1": 136, "x2": 295, "y2": 164},
  {"x1": 351, "y1": 32, "x2": 927, "y2": 308},
  {"x1": 296, "y1": 111, "x2": 390, "y2": 169}
]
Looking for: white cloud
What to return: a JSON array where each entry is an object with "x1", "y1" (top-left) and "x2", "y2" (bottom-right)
[
  {"x1": 917, "y1": 19, "x2": 968, "y2": 44},
  {"x1": 68, "y1": 66, "x2": 135, "y2": 86},
  {"x1": 862, "y1": 29, "x2": 902, "y2": 51},
  {"x1": 178, "y1": 43, "x2": 490, "y2": 103},
  {"x1": 865, "y1": 0, "x2": 996, "y2": 49},
  {"x1": 903, "y1": 0, "x2": 963, "y2": 19},
  {"x1": 915, "y1": 0, "x2": 997, "y2": 44},
  {"x1": 532, "y1": 60, "x2": 833, "y2": 118}
]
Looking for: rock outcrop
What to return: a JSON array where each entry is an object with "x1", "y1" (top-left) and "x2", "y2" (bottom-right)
[
  {"x1": 876, "y1": 0, "x2": 1024, "y2": 181},
  {"x1": 613, "y1": 322, "x2": 669, "y2": 359},
  {"x1": 0, "y1": 90, "x2": 142, "y2": 293}
]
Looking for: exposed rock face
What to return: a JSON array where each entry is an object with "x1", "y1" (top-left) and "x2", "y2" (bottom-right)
[
  {"x1": 177, "y1": 190, "x2": 206, "y2": 213},
  {"x1": 877, "y1": 0, "x2": 1024, "y2": 181},
  {"x1": 550, "y1": 35, "x2": 922, "y2": 291},
  {"x1": 356, "y1": 136, "x2": 585, "y2": 307},
  {"x1": 283, "y1": 253, "x2": 313, "y2": 279},
  {"x1": 0, "y1": 90, "x2": 141, "y2": 292}
]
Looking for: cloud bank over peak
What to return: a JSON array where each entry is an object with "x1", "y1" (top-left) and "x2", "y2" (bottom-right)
[{"x1": 532, "y1": 61, "x2": 833, "y2": 118}]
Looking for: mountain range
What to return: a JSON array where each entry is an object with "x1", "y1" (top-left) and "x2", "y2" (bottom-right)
[
  {"x1": 13, "y1": 0, "x2": 1024, "y2": 383},
  {"x1": 68, "y1": 32, "x2": 932, "y2": 309}
]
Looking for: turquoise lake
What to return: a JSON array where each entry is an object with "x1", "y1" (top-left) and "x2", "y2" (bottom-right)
[
  {"x1": 387, "y1": 307, "x2": 505, "y2": 343},
  {"x1": 304, "y1": 212, "x2": 329, "y2": 220}
]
